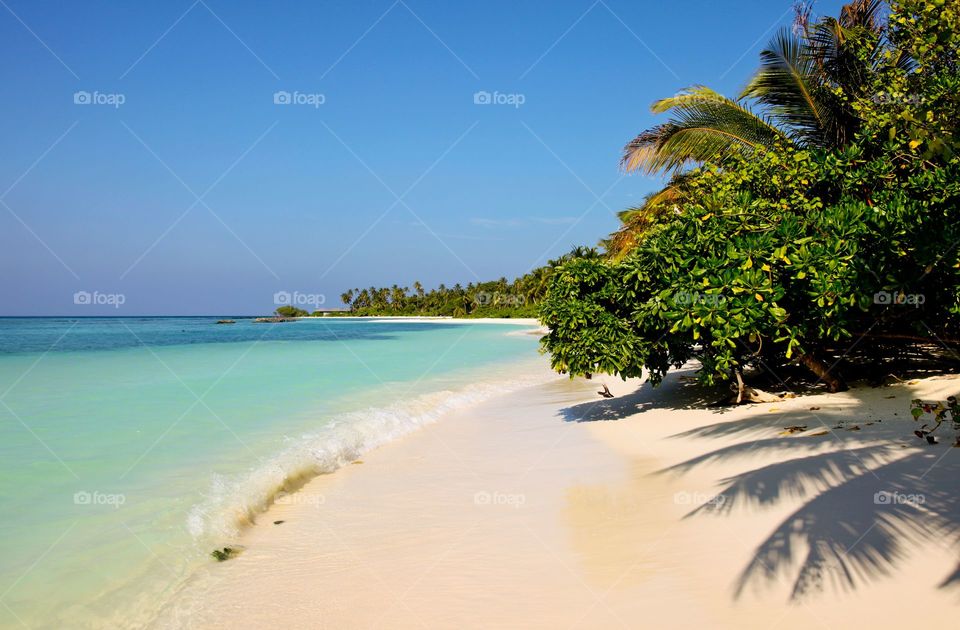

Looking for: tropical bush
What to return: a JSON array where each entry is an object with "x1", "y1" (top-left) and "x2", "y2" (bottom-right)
[
  {"x1": 540, "y1": 0, "x2": 960, "y2": 393},
  {"x1": 275, "y1": 305, "x2": 309, "y2": 318}
]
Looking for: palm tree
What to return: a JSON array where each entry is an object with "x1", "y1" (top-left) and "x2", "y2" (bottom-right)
[
  {"x1": 620, "y1": 85, "x2": 787, "y2": 175},
  {"x1": 608, "y1": 0, "x2": 908, "y2": 259},
  {"x1": 621, "y1": 0, "x2": 897, "y2": 175},
  {"x1": 340, "y1": 289, "x2": 354, "y2": 311},
  {"x1": 391, "y1": 285, "x2": 407, "y2": 311},
  {"x1": 356, "y1": 289, "x2": 370, "y2": 309}
]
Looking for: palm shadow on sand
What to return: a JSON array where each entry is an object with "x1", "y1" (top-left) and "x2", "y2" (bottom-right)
[
  {"x1": 665, "y1": 385, "x2": 960, "y2": 601},
  {"x1": 560, "y1": 368, "x2": 960, "y2": 601},
  {"x1": 678, "y1": 444, "x2": 960, "y2": 599}
]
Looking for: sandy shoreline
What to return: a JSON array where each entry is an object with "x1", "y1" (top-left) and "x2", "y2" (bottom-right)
[{"x1": 156, "y1": 366, "x2": 960, "y2": 628}]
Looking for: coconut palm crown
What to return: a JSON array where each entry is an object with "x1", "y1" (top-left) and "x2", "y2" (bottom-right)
[{"x1": 607, "y1": 0, "x2": 914, "y2": 259}]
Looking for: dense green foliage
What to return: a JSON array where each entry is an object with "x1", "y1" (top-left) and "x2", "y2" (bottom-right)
[
  {"x1": 608, "y1": 0, "x2": 919, "y2": 262},
  {"x1": 541, "y1": 0, "x2": 960, "y2": 391},
  {"x1": 275, "y1": 305, "x2": 310, "y2": 318}
]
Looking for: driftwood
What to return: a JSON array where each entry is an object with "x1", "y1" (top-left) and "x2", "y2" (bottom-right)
[{"x1": 724, "y1": 369, "x2": 784, "y2": 405}]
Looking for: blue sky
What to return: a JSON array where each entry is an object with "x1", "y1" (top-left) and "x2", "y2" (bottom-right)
[{"x1": 0, "y1": 0, "x2": 846, "y2": 315}]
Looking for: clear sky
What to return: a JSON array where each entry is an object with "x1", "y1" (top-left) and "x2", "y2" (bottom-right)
[{"x1": 0, "y1": 0, "x2": 846, "y2": 315}]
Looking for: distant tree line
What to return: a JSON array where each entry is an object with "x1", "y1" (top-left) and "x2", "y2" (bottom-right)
[{"x1": 332, "y1": 247, "x2": 599, "y2": 318}]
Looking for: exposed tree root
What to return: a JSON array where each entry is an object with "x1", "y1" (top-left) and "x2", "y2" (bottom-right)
[{"x1": 724, "y1": 369, "x2": 784, "y2": 405}]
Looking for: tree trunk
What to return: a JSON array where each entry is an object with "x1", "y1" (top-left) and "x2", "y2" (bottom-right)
[
  {"x1": 799, "y1": 353, "x2": 847, "y2": 392},
  {"x1": 735, "y1": 369, "x2": 745, "y2": 404}
]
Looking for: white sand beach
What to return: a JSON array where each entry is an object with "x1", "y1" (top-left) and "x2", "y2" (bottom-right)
[{"x1": 156, "y1": 366, "x2": 960, "y2": 629}]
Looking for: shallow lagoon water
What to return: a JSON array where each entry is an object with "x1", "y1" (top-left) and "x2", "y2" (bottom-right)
[{"x1": 0, "y1": 317, "x2": 542, "y2": 628}]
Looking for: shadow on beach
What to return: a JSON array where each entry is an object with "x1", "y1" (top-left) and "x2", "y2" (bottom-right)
[
  {"x1": 559, "y1": 371, "x2": 727, "y2": 423},
  {"x1": 558, "y1": 367, "x2": 960, "y2": 602}
]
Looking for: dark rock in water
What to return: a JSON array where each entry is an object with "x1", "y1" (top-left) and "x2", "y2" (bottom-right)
[
  {"x1": 216, "y1": 319, "x2": 236, "y2": 324},
  {"x1": 253, "y1": 317, "x2": 297, "y2": 323}
]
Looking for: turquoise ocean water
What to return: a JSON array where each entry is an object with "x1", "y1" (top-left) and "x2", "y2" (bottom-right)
[{"x1": 0, "y1": 317, "x2": 544, "y2": 628}]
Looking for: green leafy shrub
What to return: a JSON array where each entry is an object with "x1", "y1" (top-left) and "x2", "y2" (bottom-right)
[{"x1": 541, "y1": 1, "x2": 960, "y2": 390}]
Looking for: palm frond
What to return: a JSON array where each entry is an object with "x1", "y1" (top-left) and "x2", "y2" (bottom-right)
[
  {"x1": 606, "y1": 206, "x2": 662, "y2": 260},
  {"x1": 838, "y1": 0, "x2": 884, "y2": 30},
  {"x1": 742, "y1": 28, "x2": 829, "y2": 148},
  {"x1": 605, "y1": 173, "x2": 696, "y2": 260},
  {"x1": 621, "y1": 86, "x2": 785, "y2": 174}
]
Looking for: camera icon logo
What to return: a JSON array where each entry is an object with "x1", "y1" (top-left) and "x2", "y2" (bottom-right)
[
  {"x1": 273, "y1": 91, "x2": 292, "y2": 105},
  {"x1": 873, "y1": 491, "x2": 891, "y2": 504},
  {"x1": 873, "y1": 291, "x2": 893, "y2": 305},
  {"x1": 73, "y1": 291, "x2": 92, "y2": 305},
  {"x1": 473, "y1": 91, "x2": 492, "y2": 105},
  {"x1": 474, "y1": 291, "x2": 492, "y2": 306},
  {"x1": 74, "y1": 491, "x2": 92, "y2": 505},
  {"x1": 273, "y1": 291, "x2": 292, "y2": 305},
  {"x1": 73, "y1": 91, "x2": 91, "y2": 105}
]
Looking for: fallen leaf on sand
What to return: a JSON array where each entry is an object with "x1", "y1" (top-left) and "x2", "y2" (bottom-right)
[
  {"x1": 768, "y1": 407, "x2": 780, "y2": 412},
  {"x1": 780, "y1": 425, "x2": 808, "y2": 435},
  {"x1": 808, "y1": 430, "x2": 829, "y2": 437},
  {"x1": 847, "y1": 425, "x2": 861, "y2": 431},
  {"x1": 809, "y1": 406, "x2": 821, "y2": 411}
]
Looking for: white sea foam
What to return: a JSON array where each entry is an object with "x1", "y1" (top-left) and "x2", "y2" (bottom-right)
[{"x1": 187, "y1": 364, "x2": 553, "y2": 540}]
